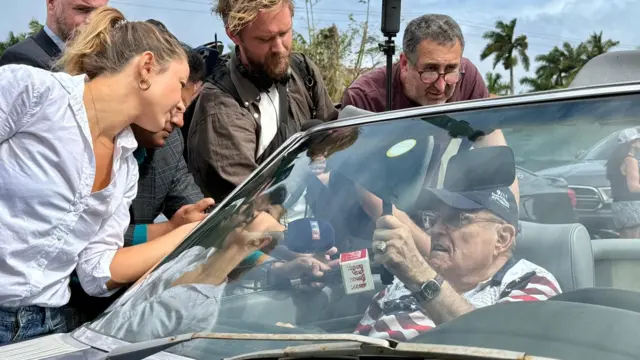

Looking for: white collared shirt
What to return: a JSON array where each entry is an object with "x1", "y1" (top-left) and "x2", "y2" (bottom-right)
[
  {"x1": 256, "y1": 85, "x2": 279, "y2": 158},
  {"x1": 0, "y1": 64, "x2": 139, "y2": 308},
  {"x1": 43, "y1": 25, "x2": 66, "y2": 51},
  {"x1": 89, "y1": 246, "x2": 226, "y2": 344}
]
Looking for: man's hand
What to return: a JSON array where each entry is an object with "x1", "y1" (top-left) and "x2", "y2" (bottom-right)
[
  {"x1": 372, "y1": 215, "x2": 434, "y2": 290},
  {"x1": 169, "y1": 198, "x2": 215, "y2": 230}
]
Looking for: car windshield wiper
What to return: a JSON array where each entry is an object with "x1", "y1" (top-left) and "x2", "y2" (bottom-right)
[
  {"x1": 105, "y1": 332, "x2": 392, "y2": 360},
  {"x1": 105, "y1": 332, "x2": 552, "y2": 360}
]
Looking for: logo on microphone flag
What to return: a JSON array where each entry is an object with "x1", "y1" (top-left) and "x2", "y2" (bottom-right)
[{"x1": 310, "y1": 220, "x2": 320, "y2": 240}]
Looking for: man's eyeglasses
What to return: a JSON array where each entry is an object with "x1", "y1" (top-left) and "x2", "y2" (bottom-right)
[
  {"x1": 421, "y1": 209, "x2": 505, "y2": 231},
  {"x1": 408, "y1": 58, "x2": 463, "y2": 85}
]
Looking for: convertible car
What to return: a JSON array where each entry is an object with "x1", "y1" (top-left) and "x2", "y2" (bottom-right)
[{"x1": 5, "y1": 52, "x2": 640, "y2": 360}]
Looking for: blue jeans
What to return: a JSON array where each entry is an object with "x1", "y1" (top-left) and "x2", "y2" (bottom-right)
[{"x1": 0, "y1": 306, "x2": 68, "y2": 345}]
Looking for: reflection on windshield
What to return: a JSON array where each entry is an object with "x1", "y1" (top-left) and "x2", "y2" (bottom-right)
[{"x1": 84, "y1": 94, "x2": 640, "y2": 358}]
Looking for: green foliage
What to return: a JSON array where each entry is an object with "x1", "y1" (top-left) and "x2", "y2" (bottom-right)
[
  {"x1": 0, "y1": 19, "x2": 43, "y2": 56},
  {"x1": 293, "y1": 0, "x2": 387, "y2": 102},
  {"x1": 485, "y1": 72, "x2": 511, "y2": 95},
  {"x1": 521, "y1": 31, "x2": 619, "y2": 92}
]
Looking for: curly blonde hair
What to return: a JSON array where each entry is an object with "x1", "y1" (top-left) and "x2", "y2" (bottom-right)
[{"x1": 213, "y1": 0, "x2": 295, "y2": 35}]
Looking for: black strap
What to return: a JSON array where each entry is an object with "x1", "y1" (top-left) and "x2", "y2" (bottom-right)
[
  {"x1": 290, "y1": 53, "x2": 316, "y2": 118},
  {"x1": 381, "y1": 199, "x2": 395, "y2": 285},
  {"x1": 277, "y1": 83, "x2": 289, "y2": 128}
]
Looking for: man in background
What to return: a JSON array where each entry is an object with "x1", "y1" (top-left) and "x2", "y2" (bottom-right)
[
  {"x1": 188, "y1": 0, "x2": 339, "y2": 202},
  {"x1": 342, "y1": 14, "x2": 519, "y2": 203},
  {"x1": 126, "y1": 39, "x2": 210, "y2": 246},
  {"x1": 342, "y1": 14, "x2": 488, "y2": 111},
  {"x1": 0, "y1": 0, "x2": 108, "y2": 68}
]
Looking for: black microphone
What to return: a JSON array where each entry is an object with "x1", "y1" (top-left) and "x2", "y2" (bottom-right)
[
  {"x1": 301, "y1": 119, "x2": 325, "y2": 131},
  {"x1": 283, "y1": 218, "x2": 335, "y2": 254}
]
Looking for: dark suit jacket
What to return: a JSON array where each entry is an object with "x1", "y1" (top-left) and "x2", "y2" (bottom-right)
[
  {"x1": 0, "y1": 29, "x2": 61, "y2": 70},
  {"x1": 124, "y1": 129, "x2": 204, "y2": 245}
]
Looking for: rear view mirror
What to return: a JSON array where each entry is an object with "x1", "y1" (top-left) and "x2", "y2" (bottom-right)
[{"x1": 443, "y1": 146, "x2": 516, "y2": 192}]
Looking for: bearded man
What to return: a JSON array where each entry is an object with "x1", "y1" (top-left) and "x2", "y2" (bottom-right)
[
  {"x1": 0, "y1": 0, "x2": 108, "y2": 69},
  {"x1": 187, "y1": 0, "x2": 339, "y2": 202}
]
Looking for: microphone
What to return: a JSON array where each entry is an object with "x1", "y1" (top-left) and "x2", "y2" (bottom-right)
[
  {"x1": 283, "y1": 218, "x2": 335, "y2": 254},
  {"x1": 301, "y1": 119, "x2": 325, "y2": 131}
]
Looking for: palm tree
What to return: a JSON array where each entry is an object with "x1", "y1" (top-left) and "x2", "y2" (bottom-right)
[
  {"x1": 583, "y1": 31, "x2": 619, "y2": 61},
  {"x1": 0, "y1": 31, "x2": 26, "y2": 55},
  {"x1": 0, "y1": 19, "x2": 43, "y2": 56},
  {"x1": 535, "y1": 42, "x2": 587, "y2": 87},
  {"x1": 485, "y1": 72, "x2": 511, "y2": 95},
  {"x1": 27, "y1": 19, "x2": 44, "y2": 36},
  {"x1": 480, "y1": 18, "x2": 530, "y2": 95},
  {"x1": 520, "y1": 76, "x2": 557, "y2": 93}
]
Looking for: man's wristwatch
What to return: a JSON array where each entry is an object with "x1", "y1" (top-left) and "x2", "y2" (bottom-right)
[{"x1": 412, "y1": 274, "x2": 445, "y2": 303}]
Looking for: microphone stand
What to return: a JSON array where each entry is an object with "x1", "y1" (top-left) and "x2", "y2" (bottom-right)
[
  {"x1": 379, "y1": 35, "x2": 396, "y2": 112},
  {"x1": 379, "y1": 34, "x2": 397, "y2": 286}
]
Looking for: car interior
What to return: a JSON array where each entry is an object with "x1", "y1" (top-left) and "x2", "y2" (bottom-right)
[{"x1": 213, "y1": 103, "x2": 640, "y2": 360}]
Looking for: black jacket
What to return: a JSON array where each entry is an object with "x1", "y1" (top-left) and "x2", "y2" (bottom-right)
[{"x1": 0, "y1": 29, "x2": 61, "y2": 70}]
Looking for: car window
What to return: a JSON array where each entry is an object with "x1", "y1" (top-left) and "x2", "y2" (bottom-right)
[
  {"x1": 82, "y1": 92, "x2": 640, "y2": 358},
  {"x1": 581, "y1": 130, "x2": 624, "y2": 161}
]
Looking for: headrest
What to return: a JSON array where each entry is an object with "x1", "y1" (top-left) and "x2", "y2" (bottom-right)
[{"x1": 515, "y1": 221, "x2": 594, "y2": 292}]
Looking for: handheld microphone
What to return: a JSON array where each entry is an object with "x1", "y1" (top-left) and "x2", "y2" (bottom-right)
[{"x1": 283, "y1": 218, "x2": 335, "y2": 254}]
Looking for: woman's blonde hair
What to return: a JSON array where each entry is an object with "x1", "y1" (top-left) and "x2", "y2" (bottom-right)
[
  {"x1": 57, "y1": 6, "x2": 186, "y2": 79},
  {"x1": 214, "y1": 0, "x2": 295, "y2": 35}
]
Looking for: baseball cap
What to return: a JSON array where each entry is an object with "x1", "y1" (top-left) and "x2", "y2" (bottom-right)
[
  {"x1": 426, "y1": 186, "x2": 519, "y2": 227},
  {"x1": 618, "y1": 128, "x2": 640, "y2": 144}
]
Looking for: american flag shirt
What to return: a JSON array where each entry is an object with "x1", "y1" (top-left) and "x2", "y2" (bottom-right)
[{"x1": 354, "y1": 258, "x2": 561, "y2": 341}]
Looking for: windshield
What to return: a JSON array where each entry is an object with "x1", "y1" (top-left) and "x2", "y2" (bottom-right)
[
  {"x1": 580, "y1": 130, "x2": 625, "y2": 161},
  {"x1": 85, "y1": 92, "x2": 640, "y2": 359}
]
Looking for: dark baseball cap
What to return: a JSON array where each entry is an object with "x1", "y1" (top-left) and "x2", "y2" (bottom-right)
[{"x1": 426, "y1": 186, "x2": 519, "y2": 227}]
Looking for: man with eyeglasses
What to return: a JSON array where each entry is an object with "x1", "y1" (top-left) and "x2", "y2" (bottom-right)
[
  {"x1": 341, "y1": 14, "x2": 488, "y2": 111},
  {"x1": 354, "y1": 185, "x2": 561, "y2": 341},
  {"x1": 341, "y1": 13, "x2": 520, "y2": 204}
]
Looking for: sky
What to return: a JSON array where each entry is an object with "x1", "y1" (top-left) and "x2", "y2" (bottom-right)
[{"x1": 1, "y1": 0, "x2": 638, "y2": 92}]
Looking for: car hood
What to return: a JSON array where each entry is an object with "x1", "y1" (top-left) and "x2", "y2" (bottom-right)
[{"x1": 537, "y1": 160, "x2": 609, "y2": 187}]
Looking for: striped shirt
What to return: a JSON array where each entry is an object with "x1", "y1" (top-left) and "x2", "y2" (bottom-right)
[{"x1": 354, "y1": 259, "x2": 561, "y2": 341}]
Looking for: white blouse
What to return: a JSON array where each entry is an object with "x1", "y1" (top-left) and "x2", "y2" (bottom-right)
[{"x1": 0, "y1": 64, "x2": 139, "y2": 308}]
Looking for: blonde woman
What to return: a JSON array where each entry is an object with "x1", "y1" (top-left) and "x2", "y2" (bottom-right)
[{"x1": 0, "y1": 7, "x2": 197, "y2": 343}]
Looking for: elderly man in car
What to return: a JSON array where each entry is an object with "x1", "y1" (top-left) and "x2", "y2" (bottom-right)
[{"x1": 355, "y1": 185, "x2": 561, "y2": 341}]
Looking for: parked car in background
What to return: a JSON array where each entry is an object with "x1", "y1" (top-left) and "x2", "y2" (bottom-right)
[
  {"x1": 537, "y1": 129, "x2": 628, "y2": 238},
  {"x1": 517, "y1": 165, "x2": 578, "y2": 225}
]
